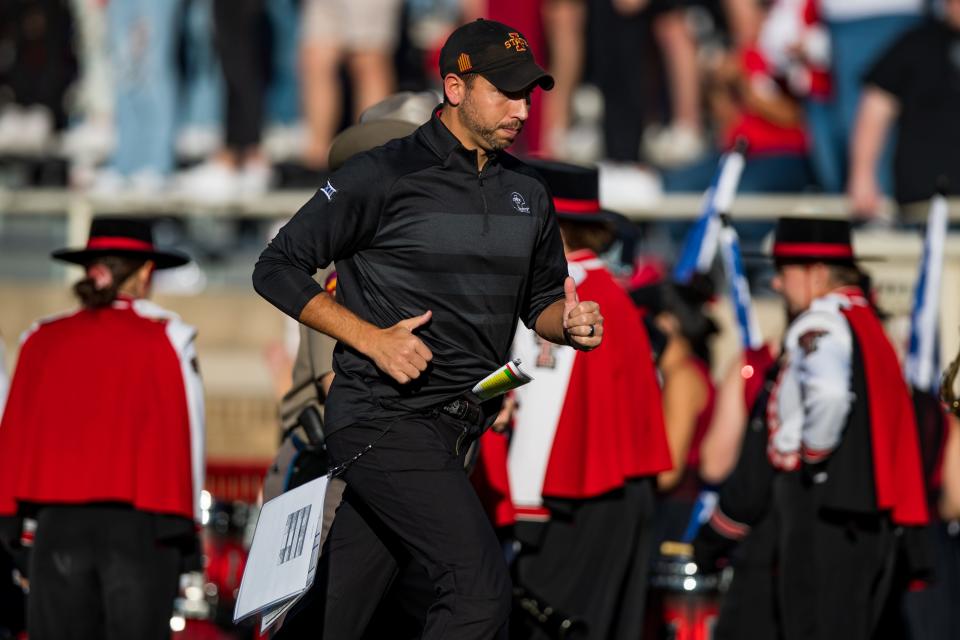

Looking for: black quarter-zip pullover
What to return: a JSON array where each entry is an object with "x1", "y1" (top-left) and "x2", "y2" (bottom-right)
[{"x1": 253, "y1": 111, "x2": 568, "y2": 433}]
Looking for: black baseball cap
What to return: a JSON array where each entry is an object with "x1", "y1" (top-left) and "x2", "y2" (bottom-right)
[{"x1": 439, "y1": 19, "x2": 555, "y2": 93}]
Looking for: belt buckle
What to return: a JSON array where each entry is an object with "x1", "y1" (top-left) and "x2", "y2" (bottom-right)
[
  {"x1": 442, "y1": 398, "x2": 478, "y2": 424},
  {"x1": 444, "y1": 399, "x2": 468, "y2": 419}
]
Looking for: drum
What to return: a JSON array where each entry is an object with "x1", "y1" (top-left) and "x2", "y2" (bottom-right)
[{"x1": 648, "y1": 542, "x2": 723, "y2": 640}]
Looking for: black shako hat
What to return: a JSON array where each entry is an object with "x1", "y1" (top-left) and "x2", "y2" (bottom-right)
[
  {"x1": 528, "y1": 160, "x2": 621, "y2": 223},
  {"x1": 52, "y1": 217, "x2": 190, "y2": 269},
  {"x1": 439, "y1": 19, "x2": 554, "y2": 93},
  {"x1": 769, "y1": 217, "x2": 862, "y2": 267}
]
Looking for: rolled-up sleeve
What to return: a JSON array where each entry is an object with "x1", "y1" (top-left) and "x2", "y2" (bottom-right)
[{"x1": 253, "y1": 155, "x2": 384, "y2": 319}]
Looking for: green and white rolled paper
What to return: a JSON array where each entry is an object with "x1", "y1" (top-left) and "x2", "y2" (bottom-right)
[{"x1": 471, "y1": 358, "x2": 533, "y2": 401}]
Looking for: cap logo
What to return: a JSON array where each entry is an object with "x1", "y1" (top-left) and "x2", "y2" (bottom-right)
[
  {"x1": 458, "y1": 53, "x2": 472, "y2": 73},
  {"x1": 504, "y1": 32, "x2": 528, "y2": 52}
]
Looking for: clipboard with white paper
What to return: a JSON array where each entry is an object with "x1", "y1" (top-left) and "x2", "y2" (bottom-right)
[{"x1": 233, "y1": 474, "x2": 330, "y2": 632}]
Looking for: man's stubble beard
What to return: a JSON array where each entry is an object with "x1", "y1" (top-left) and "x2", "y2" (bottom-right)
[{"x1": 460, "y1": 91, "x2": 521, "y2": 152}]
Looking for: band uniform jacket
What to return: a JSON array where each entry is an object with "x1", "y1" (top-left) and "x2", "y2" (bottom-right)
[
  {"x1": 506, "y1": 250, "x2": 672, "y2": 521},
  {"x1": 0, "y1": 297, "x2": 205, "y2": 529}
]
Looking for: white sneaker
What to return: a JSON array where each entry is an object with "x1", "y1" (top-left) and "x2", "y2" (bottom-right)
[
  {"x1": 61, "y1": 118, "x2": 116, "y2": 163},
  {"x1": 175, "y1": 160, "x2": 240, "y2": 204},
  {"x1": 643, "y1": 123, "x2": 706, "y2": 169},
  {"x1": 14, "y1": 106, "x2": 55, "y2": 154},
  {"x1": 263, "y1": 123, "x2": 305, "y2": 162},
  {"x1": 0, "y1": 106, "x2": 52, "y2": 154},
  {"x1": 571, "y1": 84, "x2": 605, "y2": 124},
  {"x1": 239, "y1": 161, "x2": 272, "y2": 197},
  {"x1": 175, "y1": 125, "x2": 222, "y2": 161},
  {"x1": 563, "y1": 124, "x2": 603, "y2": 164},
  {"x1": 87, "y1": 168, "x2": 127, "y2": 197},
  {"x1": 128, "y1": 169, "x2": 168, "y2": 198},
  {"x1": 598, "y1": 161, "x2": 662, "y2": 213},
  {"x1": 0, "y1": 106, "x2": 24, "y2": 152}
]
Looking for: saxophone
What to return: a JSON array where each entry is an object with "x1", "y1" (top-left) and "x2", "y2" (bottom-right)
[{"x1": 943, "y1": 342, "x2": 960, "y2": 418}]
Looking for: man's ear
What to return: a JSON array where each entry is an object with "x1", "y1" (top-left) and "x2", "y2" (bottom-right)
[{"x1": 443, "y1": 74, "x2": 466, "y2": 106}]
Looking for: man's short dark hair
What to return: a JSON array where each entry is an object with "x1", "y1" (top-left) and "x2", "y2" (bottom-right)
[{"x1": 443, "y1": 73, "x2": 478, "y2": 105}]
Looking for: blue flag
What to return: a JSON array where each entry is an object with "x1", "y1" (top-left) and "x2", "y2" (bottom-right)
[
  {"x1": 673, "y1": 150, "x2": 746, "y2": 283},
  {"x1": 906, "y1": 194, "x2": 948, "y2": 393},
  {"x1": 719, "y1": 224, "x2": 763, "y2": 350}
]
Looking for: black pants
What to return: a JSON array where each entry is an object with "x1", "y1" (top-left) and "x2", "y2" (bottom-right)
[
  {"x1": 212, "y1": 0, "x2": 268, "y2": 149},
  {"x1": 901, "y1": 521, "x2": 960, "y2": 639},
  {"x1": 775, "y1": 475, "x2": 898, "y2": 640},
  {"x1": 713, "y1": 513, "x2": 781, "y2": 640},
  {"x1": 2, "y1": 0, "x2": 76, "y2": 128},
  {"x1": 28, "y1": 505, "x2": 181, "y2": 640},
  {"x1": 585, "y1": 0, "x2": 662, "y2": 162},
  {"x1": 284, "y1": 412, "x2": 512, "y2": 639},
  {"x1": 514, "y1": 479, "x2": 656, "y2": 640}
]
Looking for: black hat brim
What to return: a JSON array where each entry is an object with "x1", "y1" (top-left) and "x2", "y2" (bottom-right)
[
  {"x1": 555, "y1": 208, "x2": 624, "y2": 224},
  {"x1": 52, "y1": 247, "x2": 191, "y2": 269},
  {"x1": 480, "y1": 60, "x2": 554, "y2": 93}
]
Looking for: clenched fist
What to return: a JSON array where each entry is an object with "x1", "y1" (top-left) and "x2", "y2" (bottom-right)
[{"x1": 367, "y1": 310, "x2": 434, "y2": 384}]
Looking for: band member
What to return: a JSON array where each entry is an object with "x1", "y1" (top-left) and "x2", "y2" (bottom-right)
[
  {"x1": 507, "y1": 161, "x2": 671, "y2": 639},
  {"x1": 696, "y1": 217, "x2": 929, "y2": 640},
  {"x1": 0, "y1": 218, "x2": 203, "y2": 640},
  {"x1": 630, "y1": 276, "x2": 718, "y2": 543}
]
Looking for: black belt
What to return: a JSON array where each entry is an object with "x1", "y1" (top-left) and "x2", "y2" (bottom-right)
[{"x1": 438, "y1": 397, "x2": 482, "y2": 426}]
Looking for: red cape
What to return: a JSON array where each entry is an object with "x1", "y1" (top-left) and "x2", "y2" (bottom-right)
[
  {"x1": 0, "y1": 302, "x2": 198, "y2": 522},
  {"x1": 840, "y1": 289, "x2": 928, "y2": 526},
  {"x1": 540, "y1": 257, "x2": 672, "y2": 500}
]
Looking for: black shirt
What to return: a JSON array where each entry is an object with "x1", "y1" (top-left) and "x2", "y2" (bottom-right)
[
  {"x1": 253, "y1": 112, "x2": 568, "y2": 433},
  {"x1": 864, "y1": 20, "x2": 960, "y2": 205}
]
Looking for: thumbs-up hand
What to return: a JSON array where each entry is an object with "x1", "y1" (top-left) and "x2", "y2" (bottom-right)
[
  {"x1": 562, "y1": 276, "x2": 603, "y2": 351},
  {"x1": 368, "y1": 310, "x2": 434, "y2": 384}
]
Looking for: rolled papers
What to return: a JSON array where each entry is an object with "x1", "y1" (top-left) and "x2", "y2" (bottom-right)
[{"x1": 471, "y1": 358, "x2": 533, "y2": 401}]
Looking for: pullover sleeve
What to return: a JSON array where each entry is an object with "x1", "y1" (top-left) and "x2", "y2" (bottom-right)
[
  {"x1": 522, "y1": 195, "x2": 568, "y2": 328},
  {"x1": 253, "y1": 155, "x2": 385, "y2": 319}
]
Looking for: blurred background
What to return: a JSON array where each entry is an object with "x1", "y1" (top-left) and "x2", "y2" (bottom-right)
[{"x1": 1, "y1": 0, "x2": 960, "y2": 636}]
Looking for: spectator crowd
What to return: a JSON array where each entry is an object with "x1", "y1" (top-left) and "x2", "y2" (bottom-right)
[
  {"x1": 0, "y1": 0, "x2": 958, "y2": 217},
  {"x1": 1, "y1": 1, "x2": 960, "y2": 639}
]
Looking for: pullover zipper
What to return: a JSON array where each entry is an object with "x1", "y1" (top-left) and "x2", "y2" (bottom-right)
[{"x1": 479, "y1": 167, "x2": 490, "y2": 234}]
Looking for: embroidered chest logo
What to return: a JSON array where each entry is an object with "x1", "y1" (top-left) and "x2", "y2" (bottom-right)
[
  {"x1": 504, "y1": 32, "x2": 528, "y2": 52},
  {"x1": 534, "y1": 335, "x2": 557, "y2": 369},
  {"x1": 321, "y1": 180, "x2": 337, "y2": 202},
  {"x1": 798, "y1": 329, "x2": 828, "y2": 355},
  {"x1": 511, "y1": 192, "x2": 530, "y2": 214}
]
